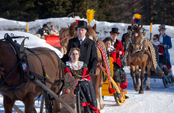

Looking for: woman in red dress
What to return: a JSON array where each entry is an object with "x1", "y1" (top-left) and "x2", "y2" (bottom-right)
[
  {"x1": 104, "y1": 37, "x2": 128, "y2": 98},
  {"x1": 63, "y1": 47, "x2": 100, "y2": 113}
]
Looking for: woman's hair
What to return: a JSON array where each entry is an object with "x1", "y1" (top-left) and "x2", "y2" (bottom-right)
[
  {"x1": 68, "y1": 47, "x2": 81, "y2": 57},
  {"x1": 154, "y1": 34, "x2": 159, "y2": 40},
  {"x1": 103, "y1": 37, "x2": 113, "y2": 43}
]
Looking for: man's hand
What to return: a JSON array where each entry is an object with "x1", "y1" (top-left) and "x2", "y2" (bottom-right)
[
  {"x1": 119, "y1": 51, "x2": 122, "y2": 55},
  {"x1": 164, "y1": 44, "x2": 167, "y2": 48}
]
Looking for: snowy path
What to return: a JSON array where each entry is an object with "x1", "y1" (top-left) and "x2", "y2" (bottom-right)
[
  {"x1": 0, "y1": 67, "x2": 174, "y2": 113},
  {"x1": 101, "y1": 70, "x2": 174, "y2": 113}
]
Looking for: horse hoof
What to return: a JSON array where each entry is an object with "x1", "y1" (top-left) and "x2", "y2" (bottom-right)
[
  {"x1": 146, "y1": 86, "x2": 150, "y2": 90},
  {"x1": 100, "y1": 104, "x2": 104, "y2": 110},
  {"x1": 134, "y1": 86, "x2": 139, "y2": 91},
  {"x1": 139, "y1": 90, "x2": 144, "y2": 94}
]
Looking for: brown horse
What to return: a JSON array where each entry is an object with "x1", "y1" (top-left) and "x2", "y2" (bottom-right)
[
  {"x1": 0, "y1": 39, "x2": 64, "y2": 113},
  {"x1": 59, "y1": 22, "x2": 105, "y2": 109},
  {"x1": 125, "y1": 24, "x2": 153, "y2": 94}
]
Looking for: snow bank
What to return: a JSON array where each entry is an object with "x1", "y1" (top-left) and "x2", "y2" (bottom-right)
[{"x1": 0, "y1": 31, "x2": 63, "y2": 58}]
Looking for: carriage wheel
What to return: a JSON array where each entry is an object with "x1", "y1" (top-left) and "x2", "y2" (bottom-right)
[
  {"x1": 162, "y1": 76, "x2": 171, "y2": 88},
  {"x1": 113, "y1": 93, "x2": 125, "y2": 106}
]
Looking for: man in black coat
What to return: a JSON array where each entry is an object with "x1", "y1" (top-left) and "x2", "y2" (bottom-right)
[
  {"x1": 61, "y1": 20, "x2": 98, "y2": 86},
  {"x1": 121, "y1": 26, "x2": 132, "y2": 51}
]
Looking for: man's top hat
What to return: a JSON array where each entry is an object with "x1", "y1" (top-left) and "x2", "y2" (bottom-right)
[
  {"x1": 158, "y1": 25, "x2": 166, "y2": 31},
  {"x1": 110, "y1": 28, "x2": 119, "y2": 34},
  {"x1": 43, "y1": 24, "x2": 48, "y2": 28},
  {"x1": 75, "y1": 20, "x2": 89, "y2": 32},
  {"x1": 127, "y1": 26, "x2": 132, "y2": 31}
]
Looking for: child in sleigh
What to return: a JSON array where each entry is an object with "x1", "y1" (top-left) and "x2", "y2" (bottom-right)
[{"x1": 104, "y1": 37, "x2": 128, "y2": 99}]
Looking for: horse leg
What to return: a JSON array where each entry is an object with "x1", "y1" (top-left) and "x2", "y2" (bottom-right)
[
  {"x1": 3, "y1": 95, "x2": 15, "y2": 113},
  {"x1": 23, "y1": 92, "x2": 36, "y2": 113},
  {"x1": 94, "y1": 74, "x2": 100, "y2": 110},
  {"x1": 52, "y1": 86, "x2": 61, "y2": 113},
  {"x1": 139, "y1": 63, "x2": 146, "y2": 94},
  {"x1": 146, "y1": 63, "x2": 151, "y2": 90},
  {"x1": 135, "y1": 66, "x2": 141, "y2": 91},
  {"x1": 98, "y1": 71, "x2": 104, "y2": 109},
  {"x1": 130, "y1": 65, "x2": 138, "y2": 91},
  {"x1": 99, "y1": 86, "x2": 104, "y2": 109}
]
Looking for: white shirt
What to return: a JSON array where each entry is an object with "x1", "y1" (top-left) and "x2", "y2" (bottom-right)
[
  {"x1": 107, "y1": 46, "x2": 115, "y2": 52},
  {"x1": 66, "y1": 61, "x2": 84, "y2": 70},
  {"x1": 159, "y1": 35, "x2": 163, "y2": 43},
  {"x1": 78, "y1": 36, "x2": 86, "y2": 45},
  {"x1": 112, "y1": 40, "x2": 116, "y2": 46},
  {"x1": 153, "y1": 41, "x2": 162, "y2": 55}
]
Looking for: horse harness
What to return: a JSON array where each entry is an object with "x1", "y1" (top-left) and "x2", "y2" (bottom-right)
[
  {"x1": 0, "y1": 33, "x2": 64, "y2": 96},
  {"x1": 129, "y1": 30, "x2": 146, "y2": 53}
]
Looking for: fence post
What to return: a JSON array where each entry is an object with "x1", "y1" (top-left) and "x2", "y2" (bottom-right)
[
  {"x1": 150, "y1": 23, "x2": 153, "y2": 40},
  {"x1": 26, "y1": 23, "x2": 29, "y2": 33}
]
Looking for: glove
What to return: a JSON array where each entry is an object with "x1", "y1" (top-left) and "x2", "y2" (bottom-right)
[{"x1": 89, "y1": 69, "x2": 95, "y2": 75}]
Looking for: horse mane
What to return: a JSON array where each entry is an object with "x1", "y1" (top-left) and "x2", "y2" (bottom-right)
[{"x1": 69, "y1": 22, "x2": 77, "y2": 36}]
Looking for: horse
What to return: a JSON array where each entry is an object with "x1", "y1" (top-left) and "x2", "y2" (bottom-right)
[
  {"x1": 59, "y1": 22, "x2": 105, "y2": 109},
  {"x1": 125, "y1": 24, "x2": 153, "y2": 94},
  {"x1": 0, "y1": 37, "x2": 64, "y2": 113}
]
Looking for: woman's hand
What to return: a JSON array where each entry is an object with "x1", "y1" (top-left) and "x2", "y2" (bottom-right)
[
  {"x1": 119, "y1": 51, "x2": 122, "y2": 55},
  {"x1": 164, "y1": 44, "x2": 167, "y2": 48}
]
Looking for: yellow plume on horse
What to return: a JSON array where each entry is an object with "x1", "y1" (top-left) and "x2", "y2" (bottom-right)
[{"x1": 86, "y1": 9, "x2": 95, "y2": 24}]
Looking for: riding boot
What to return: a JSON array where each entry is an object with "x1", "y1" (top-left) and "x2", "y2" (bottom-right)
[{"x1": 163, "y1": 67, "x2": 171, "y2": 75}]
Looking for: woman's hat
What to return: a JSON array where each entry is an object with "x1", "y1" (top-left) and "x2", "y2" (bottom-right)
[
  {"x1": 158, "y1": 25, "x2": 166, "y2": 31},
  {"x1": 110, "y1": 28, "x2": 119, "y2": 34},
  {"x1": 43, "y1": 24, "x2": 48, "y2": 28},
  {"x1": 75, "y1": 20, "x2": 89, "y2": 32}
]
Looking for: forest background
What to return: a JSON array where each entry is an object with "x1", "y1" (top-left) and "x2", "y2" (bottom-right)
[{"x1": 0, "y1": 0, "x2": 173, "y2": 25}]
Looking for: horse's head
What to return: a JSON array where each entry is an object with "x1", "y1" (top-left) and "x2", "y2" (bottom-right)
[
  {"x1": 130, "y1": 24, "x2": 143, "y2": 52},
  {"x1": 86, "y1": 24, "x2": 97, "y2": 41}
]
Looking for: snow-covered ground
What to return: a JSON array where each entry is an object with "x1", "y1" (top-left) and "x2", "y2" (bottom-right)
[{"x1": 0, "y1": 17, "x2": 174, "y2": 113}]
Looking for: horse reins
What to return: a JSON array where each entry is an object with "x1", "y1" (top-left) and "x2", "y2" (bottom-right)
[{"x1": 52, "y1": 36, "x2": 68, "y2": 47}]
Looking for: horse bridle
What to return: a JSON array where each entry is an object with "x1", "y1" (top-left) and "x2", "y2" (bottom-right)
[{"x1": 129, "y1": 30, "x2": 145, "y2": 53}]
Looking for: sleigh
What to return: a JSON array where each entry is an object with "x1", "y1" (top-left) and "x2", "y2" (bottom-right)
[
  {"x1": 101, "y1": 57, "x2": 127, "y2": 106},
  {"x1": 143, "y1": 46, "x2": 173, "y2": 88},
  {"x1": 44, "y1": 35, "x2": 62, "y2": 50}
]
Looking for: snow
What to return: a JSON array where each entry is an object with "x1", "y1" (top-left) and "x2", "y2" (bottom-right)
[
  {"x1": 1, "y1": 17, "x2": 174, "y2": 40},
  {"x1": 0, "y1": 17, "x2": 174, "y2": 113},
  {"x1": 0, "y1": 31, "x2": 63, "y2": 58}
]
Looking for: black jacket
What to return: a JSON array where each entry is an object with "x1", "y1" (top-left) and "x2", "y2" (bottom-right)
[
  {"x1": 61, "y1": 37, "x2": 98, "y2": 71},
  {"x1": 37, "y1": 28, "x2": 50, "y2": 37},
  {"x1": 121, "y1": 32, "x2": 129, "y2": 44}
]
